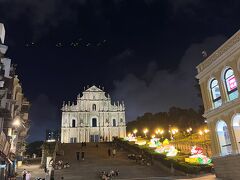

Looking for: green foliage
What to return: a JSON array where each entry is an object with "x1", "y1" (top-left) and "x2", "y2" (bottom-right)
[
  {"x1": 127, "y1": 107, "x2": 205, "y2": 137},
  {"x1": 26, "y1": 141, "x2": 44, "y2": 157},
  {"x1": 42, "y1": 142, "x2": 56, "y2": 156}
]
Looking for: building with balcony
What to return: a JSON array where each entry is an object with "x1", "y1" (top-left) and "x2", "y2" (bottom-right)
[
  {"x1": 196, "y1": 30, "x2": 240, "y2": 179},
  {"x1": 61, "y1": 85, "x2": 126, "y2": 143},
  {"x1": 0, "y1": 23, "x2": 30, "y2": 178}
]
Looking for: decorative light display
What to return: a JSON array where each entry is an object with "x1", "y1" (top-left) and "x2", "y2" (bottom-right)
[
  {"x1": 154, "y1": 139, "x2": 178, "y2": 157},
  {"x1": 165, "y1": 145, "x2": 178, "y2": 157},
  {"x1": 185, "y1": 146, "x2": 212, "y2": 164},
  {"x1": 124, "y1": 133, "x2": 136, "y2": 142},
  {"x1": 148, "y1": 137, "x2": 161, "y2": 148},
  {"x1": 135, "y1": 140, "x2": 147, "y2": 146}
]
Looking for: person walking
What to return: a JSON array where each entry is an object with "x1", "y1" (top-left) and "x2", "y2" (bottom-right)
[
  {"x1": 22, "y1": 169, "x2": 27, "y2": 180},
  {"x1": 76, "y1": 152, "x2": 80, "y2": 160},
  {"x1": 108, "y1": 148, "x2": 111, "y2": 157},
  {"x1": 112, "y1": 149, "x2": 116, "y2": 158},
  {"x1": 81, "y1": 151, "x2": 85, "y2": 160}
]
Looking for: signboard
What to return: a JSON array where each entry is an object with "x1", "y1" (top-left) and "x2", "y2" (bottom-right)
[
  {"x1": 0, "y1": 23, "x2": 5, "y2": 44},
  {"x1": 228, "y1": 76, "x2": 237, "y2": 91}
]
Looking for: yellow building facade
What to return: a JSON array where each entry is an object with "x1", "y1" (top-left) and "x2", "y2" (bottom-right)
[{"x1": 197, "y1": 31, "x2": 240, "y2": 179}]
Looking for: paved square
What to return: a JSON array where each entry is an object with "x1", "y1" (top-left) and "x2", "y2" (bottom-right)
[{"x1": 54, "y1": 143, "x2": 172, "y2": 180}]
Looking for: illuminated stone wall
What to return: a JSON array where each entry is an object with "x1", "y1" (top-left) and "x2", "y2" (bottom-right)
[
  {"x1": 197, "y1": 30, "x2": 240, "y2": 179},
  {"x1": 61, "y1": 85, "x2": 126, "y2": 143}
]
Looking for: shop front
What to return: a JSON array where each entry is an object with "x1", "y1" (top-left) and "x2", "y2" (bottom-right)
[{"x1": 0, "y1": 131, "x2": 11, "y2": 179}]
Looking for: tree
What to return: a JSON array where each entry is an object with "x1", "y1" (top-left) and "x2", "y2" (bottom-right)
[{"x1": 26, "y1": 141, "x2": 44, "y2": 157}]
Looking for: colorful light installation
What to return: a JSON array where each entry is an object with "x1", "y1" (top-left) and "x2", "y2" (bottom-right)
[
  {"x1": 185, "y1": 146, "x2": 212, "y2": 164},
  {"x1": 154, "y1": 139, "x2": 178, "y2": 157}
]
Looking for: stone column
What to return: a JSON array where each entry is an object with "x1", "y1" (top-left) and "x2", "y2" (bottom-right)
[
  {"x1": 216, "y1": 72, "x2": 228, "y2": 104},
  {"x1": 209, "y1": 120, "x2": 221, "y2": 156},
  {"x1": 200, "y1": 80, "x2": 211, "y2": 111},
  {"x1": 226, "y1": 117, "x2": 238, "y2": 154}
]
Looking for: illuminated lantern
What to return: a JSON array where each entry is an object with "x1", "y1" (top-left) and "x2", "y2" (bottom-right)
[
  {"x1": 148, "y1": 138, "x2": 160, "y2": 148},
  {"x1": 135, "y1": 140, "x2": 146, "y2": 146},
  {"x1": 163, "y1": 139, "x2": 169, "y2": 145},
  {"x1": 185, "y1": 146, "x2": 212, "y2": 164},
  {"x1": 166, "y1": 146, "x2": 178, "y2": 157}
]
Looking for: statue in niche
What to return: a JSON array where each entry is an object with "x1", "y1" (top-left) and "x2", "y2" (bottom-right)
[
  {"x1": 80, "y1": 119, "x2": 84, "y2": 126},
  {"x1": 105, "y1": 119, "x2": 109, "y2": 126}
]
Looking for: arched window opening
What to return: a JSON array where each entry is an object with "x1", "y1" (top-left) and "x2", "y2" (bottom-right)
[
  {"x1": 232, "y1": 114, "x2": 240, "y2": 152},
  {"x1": 113, "y1": 119, "x2": 116, "y2": 127},
  {"x1": 210, "y1": 79, "x2": 222, "y2": 108},
  {"x1": 224, "y1": 68, "x2": 238, "y2": 101},
  {"x1": 216, "y1": 120, "x2": 232, "y2": 155},
  {"x1": 92, "y1": 118, "x2": 97, "y2": 127},
  {"x1": 72, "y1": 119, "x2": 76, "y2": 128},
  {"x1": 92, "y1": 104, "x2": 96, "y2": 111}
]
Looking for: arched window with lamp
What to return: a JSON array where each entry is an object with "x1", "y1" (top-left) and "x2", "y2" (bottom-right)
[
  {"x1": 210, "y1": 78, "x2": 222, "y2": 108},
  {"x1": 224, "y1": 68, "x2": 238, "y2": 101}
]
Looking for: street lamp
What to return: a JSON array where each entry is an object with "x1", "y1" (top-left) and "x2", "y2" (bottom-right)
[
  {"x1": 186, "y1": 127, "x2": 192, "y2": 134},
  {"x1": 143, "y1": 128, "x2": 148, "y2": 138},
  {"x1": 199, "y1": 129, "x2": 210, "y2": 156},
  {"x1": 160, "y1": 130, "x2": 164, "y2": 140},
  {"x1": 169, "y1": 128, "x2": 178, "y2": 140},
  {"x1": 13, "y1": 117, "x2": 21, "y2": 127},
  {"x1": 133, "y1": 129, "x2": 138, "y2": 137},
  {"x1": 186, "y1": 127, "x2": 193, "y2": 145}
]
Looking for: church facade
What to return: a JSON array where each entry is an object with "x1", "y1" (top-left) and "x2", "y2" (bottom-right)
[{"x1": 61, "y1": 85, "x2": 126, "y2": 143}]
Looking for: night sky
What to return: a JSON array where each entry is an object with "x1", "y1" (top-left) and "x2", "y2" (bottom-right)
[{"x1": 0, "y1": 0, "x2": 239, "y2": 142}]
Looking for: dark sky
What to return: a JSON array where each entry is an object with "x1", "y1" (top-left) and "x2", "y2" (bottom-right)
[{"x1": 0, "y1": 0, "x2": 239, "y2": 142}]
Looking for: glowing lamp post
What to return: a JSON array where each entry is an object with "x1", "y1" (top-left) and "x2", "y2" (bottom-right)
[
  {"x1": 160, "y1": 130, "x2": 164, "y2": 140},
  {"x1": 169, "y1": 128, "x2": 178, "y2": 140},
  {"x1": 186, "y1": 127, "x2": 193, "y2": 145},
  {"x1": 199, "y1": 129, "x2": 210, "y2": 156},
  {"x1": 133, "y1": 129, "x2": 138, "y2": 137},
  {"x1": 143, "y1": 128, "x2": 149, "y2": 138},
  {"x1": 186, "y1": 127, "x2": 192, "y2": 134},
  {"x1": 13, "y1": 117, "x2": 21, "y2": 128}
]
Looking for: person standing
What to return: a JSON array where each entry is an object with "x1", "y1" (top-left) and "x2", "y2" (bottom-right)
[
  {"x1": 108, "y1": 148, "x2": 111, "y2": 157},
  {"x1": 22, "y1": 169, "x2": 27, "y2": 180},
  {"x1": 81, "y1": 151, "x2": 85, "y2": 160},
  {"x1": 26, "y1": 171, "x2": 31, "y2": 180},
  {"x1": 76, "y1": 152, "x2": 80, "y2": 160}
]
